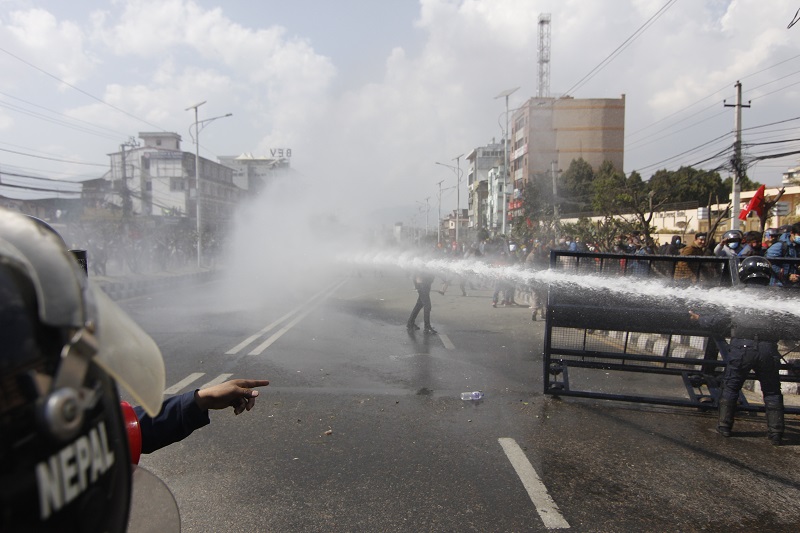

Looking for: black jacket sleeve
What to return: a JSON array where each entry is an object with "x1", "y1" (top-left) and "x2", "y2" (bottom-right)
[{"x1": 133, "y1": 390, "x2": 211, "y2": 454}]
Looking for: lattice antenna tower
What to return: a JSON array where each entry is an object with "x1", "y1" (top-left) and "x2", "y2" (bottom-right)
[{"x1": 537, "y1": 13, "x2": 551, "y2": 98}]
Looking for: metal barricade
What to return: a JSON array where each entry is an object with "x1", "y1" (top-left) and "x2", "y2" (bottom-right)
[{"x1": 543, "y1": 251, "x2": 800, "y2": 413}]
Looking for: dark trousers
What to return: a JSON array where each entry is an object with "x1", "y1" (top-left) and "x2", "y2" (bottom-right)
[
  {"x1": 408, "y1": 288, "x2": 432, "y2": 328},
  {"x1": 721, "y1": 339, "x2": 783, "y2": 403}
]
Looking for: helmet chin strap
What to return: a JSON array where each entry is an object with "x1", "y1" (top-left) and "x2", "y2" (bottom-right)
[{"x1": 35, "y1": 326, "x2": 103, "y2": 442}]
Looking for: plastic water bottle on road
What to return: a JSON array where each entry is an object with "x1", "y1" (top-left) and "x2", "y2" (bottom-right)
[{"x1": 460, "y1": 391, "x2": 484, "y2": 400}]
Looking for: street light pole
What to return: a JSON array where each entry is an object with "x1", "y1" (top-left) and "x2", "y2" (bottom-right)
[
  {"x1": 436, "y1": 180, "x2": 444, "y2": 246},
  {"x1": 495, "y1": 87, "x2": 519, "y2": 237},
  {"x1": 186, "y1": 101, "x2": 232, "y2": 268},
  {"x1": 435, "y1": 159, "x2": 463, "y2": 247}
]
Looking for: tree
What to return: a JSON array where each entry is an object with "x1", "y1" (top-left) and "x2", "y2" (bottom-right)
[
  {"x1": 648, "y1": 166, "x2": 728, "y2": 205},
  {"x1": 592, "y1": 163, "x2": 667, "y2": 243},
  {"x1": 560, "y1": 216, "x2": 628, "y2": 252},
  {"x1": 558, "y1": 158, "x2": 595, "y2": 214}
]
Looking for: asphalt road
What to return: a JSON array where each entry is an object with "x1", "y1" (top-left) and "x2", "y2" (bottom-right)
[{"x1": 116, "y1": 268, "x2": 800, "y2": 532}]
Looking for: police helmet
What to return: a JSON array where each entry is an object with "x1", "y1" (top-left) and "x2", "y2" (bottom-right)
[
  {"x1": 737, "y1": 256, "x2": 772, "y2": 286},
  {"x1": 722, "y1": 230, "x2": 743, "y2": 243},
  {"x1": 0, "y1": 208, "x2": 167, "y2": 531}
]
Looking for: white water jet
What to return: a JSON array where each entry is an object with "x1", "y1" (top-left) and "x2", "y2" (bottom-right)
[{"x1": 339, "y1": 250, "x2": 800, "y2": 321}]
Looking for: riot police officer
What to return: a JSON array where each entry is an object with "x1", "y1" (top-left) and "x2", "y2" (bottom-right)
[
  {"x1": 692, "y1": 257, "x2": 785, "y2": 445},
  {"x1": 0, "y1": 208, "x2": 267, "y2": 531}
]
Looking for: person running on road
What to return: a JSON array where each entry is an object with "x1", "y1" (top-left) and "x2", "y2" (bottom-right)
[{"x1": 407, "y1": 268, "x2": 437, "y2": 334}]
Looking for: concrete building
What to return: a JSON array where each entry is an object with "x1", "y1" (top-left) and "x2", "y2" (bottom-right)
[
  {"x1": 486, "y1": 167, "x2": 505, "y2": 233},
  {"x1": 466, "y1": 140, "x2": 505, "y2": 235},
  {"x1": 218, "y1": 151, "x2": 291, "y2": 193},
  {"x1": 509, "y1": 95, "x2": 625, "y2": 225},
  {"x1": 106, "y1": 132, "x2": 243, "y2": 231}
]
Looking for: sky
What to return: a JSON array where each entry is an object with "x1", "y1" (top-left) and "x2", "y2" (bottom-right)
[{"x1": 2, "y1": 0, "x2": 800, "y2": 228}]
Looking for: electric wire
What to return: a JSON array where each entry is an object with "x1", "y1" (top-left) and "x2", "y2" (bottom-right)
[
  {"x1": 0, "y1": 45, "x2": 166, "y2": 132},
  {"x1": 563, "y1": 0, "x2": 677, "y2": 96}
]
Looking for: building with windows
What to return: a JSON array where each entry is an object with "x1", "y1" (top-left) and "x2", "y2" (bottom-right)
[
  {"x1": 509, "y1": 95, "x2": 625, "y2": 225},
  {"x1": 105, "y1": 132, "x2": 242, "y2": 231},
  {"x1": 466, "y1": 140, "x2": 505, "y2": 235}
]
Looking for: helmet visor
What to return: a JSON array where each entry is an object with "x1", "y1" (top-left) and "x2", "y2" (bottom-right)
[{"x1": 93, "y1": 284, "x2": 166, "y2": 417}]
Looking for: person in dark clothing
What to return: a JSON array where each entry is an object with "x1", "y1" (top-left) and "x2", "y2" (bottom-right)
[
  {"x1": 133, "y1": 379, "x2": 268, "y2": 454},
  {"x1": 689, "y1": 256, "x2": 784, "y2": 445},
  {"x1": 665, "y1": 235, "x2": 684, "y2": 255},
  {"x1": 407, "y1": 270, "x2": 437, "y2": 334},
  {"x1": 738, "y1": 231, "x2": 763, "y2": 257}
]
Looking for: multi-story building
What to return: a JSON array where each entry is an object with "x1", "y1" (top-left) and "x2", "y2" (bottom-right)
[
  {"x1": 106, "y1": 132, "x2": 242, "y2": 231},
  {"x1": 486, "y1": 166, "x2": 505, "y2": 233},
  {"x1": 466, "y1": 140, "x2": 505, "y2": 235},
  {"x1": 509, "y1": 95, "x2": 625, "y2": 224}
]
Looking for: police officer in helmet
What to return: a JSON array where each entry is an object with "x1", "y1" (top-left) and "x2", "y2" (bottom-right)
[
  {"x1": 718, "y1": 257, "x2": 784, "y2": 445},
  {"x1": 0, "y1": 207, "x2": 179, "y2": 531}
]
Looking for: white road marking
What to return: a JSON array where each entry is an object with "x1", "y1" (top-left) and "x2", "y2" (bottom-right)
[
  {"x1": 249, "y1": 280, "x2": 348, "y2": 355},
  {"x1": 498, "y1": 437, "x2": 570, "y2": 529},
  {"x1": 163, "y1": 373, "x2": 205, "y2": 395},
  {"x1": 200, "y1": 373, "x2": 233, "y2": 389},
  {"x1": 439, "y1": 333, "x2": 455, "y2": 350},
  {"x1": 226, "y1": 279, "x2": 346, "y2": 355}
]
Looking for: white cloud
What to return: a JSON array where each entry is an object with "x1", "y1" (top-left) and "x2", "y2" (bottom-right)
[{"x1": 2, "y1": 0, "x2": 800, "y2": 211}]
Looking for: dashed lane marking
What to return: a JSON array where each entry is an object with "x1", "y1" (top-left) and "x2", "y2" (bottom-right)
[
  {"x1": 439, "y1": 333, "x2": 455, "y2": 350},
  {"x1": 226, "y1": 279, "x2": 346, "y2": 355},
  {"x1": 248, "y1": 279, "x2": 348, "y2": 355},
  {"x1": 498, "y1": 437, "x2": 570, "y2": 530},
  {"x1": 200, "y1": 373, "x2": 233, "y2": 389},
  {"x1": 163, "y1": 373, "x2": 205, "y2": 395}
]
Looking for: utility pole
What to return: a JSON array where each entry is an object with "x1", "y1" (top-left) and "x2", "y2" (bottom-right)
[
  {"x1": 724, "y1": 81, "x2": 750, "y2": 229},
  {"x1": 416, "y1": 197, "x2": 431, "y2": 237},
  {"x1": 120, "y1": 136, "x2": 139, "y2": 224}
]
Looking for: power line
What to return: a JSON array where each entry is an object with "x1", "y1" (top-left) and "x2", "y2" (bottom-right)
[
  {"x1": 563, "y1": 0, "x2": 677, "y2": 96},
  {"x1": 626, "y1": 55, "x2": 800, "y2": 143},
  {"x1": 0, "y1": 45, "x2": 166, "y2": 132},
  {"x1": 0, "y1": 146, "x2": 107, "y2": 166},
  {"x1": 0, "y1": 90, "x2": 127, "y2": 139}
]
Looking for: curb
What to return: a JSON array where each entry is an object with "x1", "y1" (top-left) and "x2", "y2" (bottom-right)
[{"x1": 93, "y1": 270, "x2": 219, "y2": 301}]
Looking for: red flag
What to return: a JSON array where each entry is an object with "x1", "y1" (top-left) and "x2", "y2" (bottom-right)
[{"x1": 739, "y1": 184, "x2": 766, "y2": 220}]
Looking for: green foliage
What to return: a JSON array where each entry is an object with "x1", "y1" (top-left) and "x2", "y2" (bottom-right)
[
  {"x1": 558, "y1": 158, "x2": 595, "y2": 213},
  {"x1": 560, "y1": 216, "x2": 628, "y2": 252},
  {"x1": 649, "y1": 167, "x2": 728, "y2": 205}
]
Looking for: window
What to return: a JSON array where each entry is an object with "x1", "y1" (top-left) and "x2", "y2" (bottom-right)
[{"x1": 170, "y1": 177, "x2": 185, "y2": 191}]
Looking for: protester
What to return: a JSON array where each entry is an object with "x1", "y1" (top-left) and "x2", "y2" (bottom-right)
[
  {"x1": 407, "y1": 265, "x2": 437, "y2": 334},
  {"x1": 765, "y1": 221, "x2": 800, "y2": 287},
  {"x1": 674, "y1": 232, "x2": 708, "y2": 282},
  {"x1": 713, "y1": 230, "x2": 744, "y2": 258},
  {"x1": 737, "y1": 231, "x2": 763, "y2": 257}
]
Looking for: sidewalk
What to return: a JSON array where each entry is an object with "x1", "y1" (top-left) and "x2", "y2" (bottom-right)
[{"x1": 90, "y1": 266, "x2": 219, "y2": 301}]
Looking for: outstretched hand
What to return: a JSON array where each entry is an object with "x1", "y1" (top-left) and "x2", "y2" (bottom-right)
[{"x1": 195, "y1": 379, "x2": 270, "y2": 415}]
